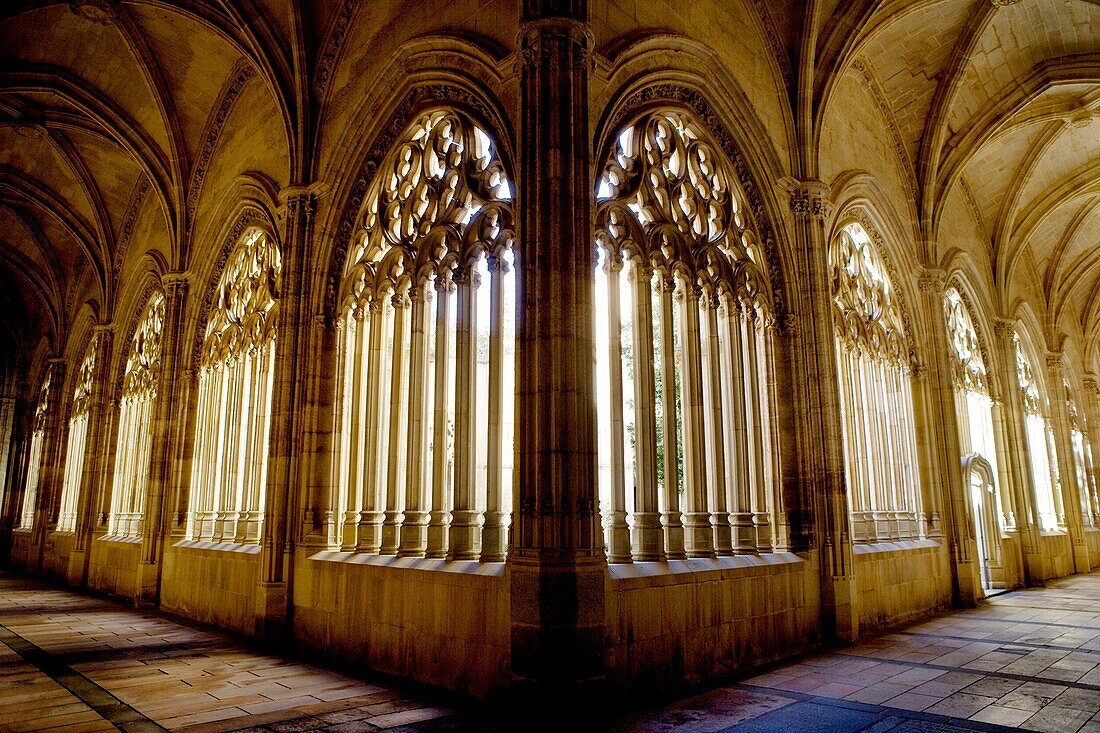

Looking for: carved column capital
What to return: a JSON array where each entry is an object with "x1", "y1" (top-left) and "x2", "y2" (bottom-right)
[
  {"x1": 784, "y1": 179, "x2": 833, "y2": 221},
  {"x1": 162, "y1": 272, "x2": 189, "y2": 299},
  {"x1": 993, "y1": 317, "x2": 1017, "y2": 340},
  {"x1": 917, "y1": 267, "x2": 947, "y2": 295},
  {"x1": 1084, "y1": 375, "x2": 1098, "y2": 394}
]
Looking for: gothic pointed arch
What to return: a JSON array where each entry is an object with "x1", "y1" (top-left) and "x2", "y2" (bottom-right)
[
  {"x1": 592, "y1": 105, "x2": 785, "y2": 561},
  {"x1": 108, "y1": 287, "x2": 165, "y2": 537},
  {"x1": 186, "y1": 220, "x2": 281, "y2": 544},
  {"x1": 828, "y1": 216, "x2": 923, "y2": 543},
  {"x1": 329, "y1": 106, "x2": 515, "y2": 561}
]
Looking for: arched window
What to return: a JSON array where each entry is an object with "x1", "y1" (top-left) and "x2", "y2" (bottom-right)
[
  {"x1": 188, "y1": 228, "x2": 280, "y2": 544},
  {"x1": 944, "y1": 288, "x2": 1006, "y2": 528},
  {"x1": 56, "y1": 347, "x2": 96, "y2": 532},
  {"x1": 830, "y1": 222, "x2": 922, "y2": 543},
  {"x1": 1066, "y1": 387, "x2": 1096, "y2": 528},
  {"x1": 109, "y1": 291, "x2": 165, "y2": 537},
  {"x1": 19, "y1": 374, "x2": 51, "y2": 529},
  {"x1": 333, "y1": 109, "x2": 515, "y2": 560},
  {"x1": 594, "y1": 110, "x2": 781, "y2": 561},
  {"x1": 1015, "y1": 334, "x2": 1060, "y2": 531}
]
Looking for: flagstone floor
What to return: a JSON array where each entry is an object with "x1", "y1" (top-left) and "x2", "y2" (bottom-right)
[{"x1": 5, "y1": 571, "x2": 1100, "y2": 732}]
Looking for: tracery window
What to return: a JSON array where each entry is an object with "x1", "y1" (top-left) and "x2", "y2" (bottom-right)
[
  {"x1": 56, "y1": 347, "x2": 96, "y2": 532},
  {"x1": 333, "y1": 109, "x2": 515, "y2": 560},
  {"x1": 830, "y1": 222, "x2": 922, "y2": 543},
  {"x1": 109, "y1": 291, "x2": 165, "y2": 537},
  {"x1": 188, "y1": 228, "x2": 280, "y2": 543},
  {"x1": 944, "y1": 288, "x2": 1006, "y2": 528},
  {"x1": 19, "y1": 374, "x2": 51, "y2": 529},
  {"x1": 1015, "y1": 335, "x2": 1060, "y2": 531},
  {"x1": 593, "y1": 111, "x2": 781, "y2": 561},
  {"x1": 1067, "y1": 388, "x2": 1097, "y2": 528}
]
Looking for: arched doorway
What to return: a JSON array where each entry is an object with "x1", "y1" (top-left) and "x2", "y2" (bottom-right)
[{"x1": 963, "y1": 453, "x2": 1003, "y2": 592}]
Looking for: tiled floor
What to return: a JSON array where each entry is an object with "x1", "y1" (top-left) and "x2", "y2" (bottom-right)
[{"x1": 6, "y1": 573, "x2": 1100, "y2": 732}]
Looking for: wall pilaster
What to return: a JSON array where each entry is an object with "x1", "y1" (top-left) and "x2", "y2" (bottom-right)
[
  {"x1": 508, "y1": 0, "x2": 607, "y2": 694},
  {"x1": 137, "y1": 273, "x2": 188, "y2": 606},
  {"x1": 1046, "y1": 353, "x2": 1089, "y2": 572},
  {"x1": 785, "y1": 180, "x2": 858, "y2": 641},
  {"x1": 255, "y1": 186, "x2": 318, "y2": 638},
  {"x1": 991, "y1": 318, "x2": 1042, "y2": 583},
  {"x1": 916, "y1": 268, "x2": 978, "y2": 605},
  {"x1": 68, "y1": 325, "x2": 114, "y2": 586}
]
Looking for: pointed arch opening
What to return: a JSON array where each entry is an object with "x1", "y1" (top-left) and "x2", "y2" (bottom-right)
[
  {"x1": 187, "y1": 227, "x2": 281, "y2": 544},
  {"x1": 1014, "y1": 332, "x2": 1061, "y2": 532},
  {"x1": 56, "y1": 345, "x2": 97, "y2": 533},
  {"x1": 830, "y1": 221, "x2": 923, "y2": 543},
  {"x1": 332, "y1": 108, "x2": 516, "y2": 561},
  {"x1": 594, "y1": 109, "x2": 783, "y2": 562},
  {"x1": 109, "y1": 290, "x2": 165, "y2": 537}
]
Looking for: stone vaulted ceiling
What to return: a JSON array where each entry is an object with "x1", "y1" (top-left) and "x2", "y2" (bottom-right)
[
  {"x1": 816, "y1": 0, "x2": 1100, "y2": 361},
  {"x1": 0, "y1": 0, "x2": 1098, "y2": 383}
]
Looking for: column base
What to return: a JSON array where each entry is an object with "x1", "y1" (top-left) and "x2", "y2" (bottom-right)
[
  {"x1": 254, "y1": 580, "x2": 288, "y2": 640},
  {"x1": 135, "y1": 561, "x2": 160, "y2": 609}
]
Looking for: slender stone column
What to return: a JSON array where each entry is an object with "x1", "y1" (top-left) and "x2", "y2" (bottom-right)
[
  {"x1": 137, "y1": 274, "x2": 187, "y2": 606},
  {"x1": 450, "y1": 264, "x2": 481, "y2": 560},
  {"x1": 381, "y1": 294, "x2": 409, "y2": 556},
  {"x1": 509, "y1": 0, "x2": 607, "y2": 691},
  {"x1": 1083, "y1": 375, "x2": 1100, "y2": 527},
  {"x1": 991, "y1": 318, "x2": 1041, "y2": 584},
  {"x1": 726, "y1": 298, "x2": 756, "y2": 553},
  {"x1": 481, "y1": 256, "x2": 508, "y2": 562},
  {"x1": 629, "y1": 264, "x2": 662, "y2": 560},
  {"x1": 255, "y1": 186, "x2": 318, "y2": 636},
  {"x1": 603, "y1": 256, "x2": 631, "y2": 563},
  {"x1": 786, "y1": 180, "x2": 857, "y2": 640},
  {"x1": 68, "y1": 326, "x2": 114, "y2": 587},
  {"x1": 399, "y1": 283, "x2": 432, "y2": 557},
  {"x1": 1047, "y1": 353, "x2": 1089, "y2": 572},
  {"x1": 702, "y1": 297, "x2": 732, "y2": 555},
  {"x1": 426, "y1": 274, "x2": 455, "y2": 558},
  {"x1": 917, "y1": 268, "x2": 977, "y2": 605},
  {"x1": 32, "y1": 358, "x2": 67, "y2": 571}
]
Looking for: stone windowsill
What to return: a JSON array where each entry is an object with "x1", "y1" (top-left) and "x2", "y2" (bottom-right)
[
  {"x1": 173, "y1": 539, "x2": 263, "y2": 555},
  {"x1": 307, "y1": 550, "x2": 506, "y2": 577},
  {"x1": 852, "y1": 538, "x2": 941, "y2": 556},
  {"x1": 608, "y1": 551, "x2": 805, "y2": 583}
]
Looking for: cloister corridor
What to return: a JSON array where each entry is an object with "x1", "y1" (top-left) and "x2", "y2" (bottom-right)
[{"x1": 4, "y1": 571, "x2": 1100, "y2": 732}]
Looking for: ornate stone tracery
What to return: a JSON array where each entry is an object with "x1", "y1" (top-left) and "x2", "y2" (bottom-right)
[
  {"x1": 121, "y1": 292, "x2": 165, "y2": 402},
  {"x1": 201, "y1": 228, "x2": 281, "y2": 368},
  {"x1": 333, "y1": 107, "x2": 516, "y2": 560},
  {"x1": 830, "y1": 222, "x2": 907, "y2": 363},
  {"x1": 944, "y1": 287, "x2": 988, "y2": 393},
  {"x1": 593, "y1": 109, "x2": 783, "y2": 561},
  {"x1": 1015, "y1": 334, "x2": 1042, "y2": 416}
]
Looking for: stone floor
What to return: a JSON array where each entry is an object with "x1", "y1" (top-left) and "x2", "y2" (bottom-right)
[{"x1": 5, "y1": 572, "x2": 1100, "y2": 732}]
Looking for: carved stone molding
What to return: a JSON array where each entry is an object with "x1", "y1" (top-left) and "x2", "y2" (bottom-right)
[
  {"x1": 993, "y1": 317, "x2": 1017, "y2": 340},
  {"x1": 191, "y1": 207, "x2": 272, "y2": 371},
  {"x1": 69, "y1": 0, "x2": 118, "y2": 24},
  {"x1": 606, "y1": 84, "x2": 787, "y2": 317},
  {"x1": 786, "y1": 179, "x2": 833, "y2": 221},
  {"x1": 990, "y1": 0, "x2": 1022, "y2": 6},
  {"x1": 327, "y1": 84, "x2": 502, "y2": 318},
  {"x1": 1045, "y1": 352, "x2": 1065, "y2": 372},
  {"x1": 185, "y1": 61, "x2": 257, "y2": 232},
  {"x1": 917, "y1": 268, "x2": 947, "y2": 294},
  {"x1": 114, "y1": 176, "x2": 150, "y2": 277},
  {"x1": 314, "y1": 0, "x2": 361, "y2": 100}
]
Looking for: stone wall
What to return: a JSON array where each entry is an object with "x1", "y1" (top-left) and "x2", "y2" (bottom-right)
[
  {"x1": 292, "y1": 553, "x2": 510, "y2": 698},
  {"x1": 605, "y1": 553, "x2": 818, "y2": 693},
  {"x1": 854, "y1": 541, "x2": 952, "y2": 632},
  {"x1": 160, "y1": 543, "x2": 261, "y2": 636}
]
